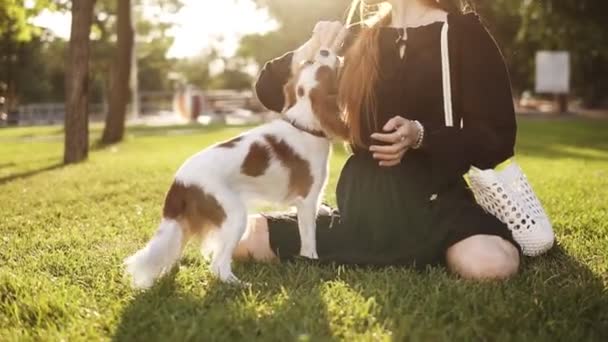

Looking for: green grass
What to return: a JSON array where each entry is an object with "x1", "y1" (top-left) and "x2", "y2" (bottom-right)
[{"x1": 1, "y1": 118, "x2": 607, "y2": 341}]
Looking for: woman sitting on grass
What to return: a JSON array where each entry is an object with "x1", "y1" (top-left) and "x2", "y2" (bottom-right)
[{"x1": 235, "y1": 0, "x2": 521, "y2": 280}]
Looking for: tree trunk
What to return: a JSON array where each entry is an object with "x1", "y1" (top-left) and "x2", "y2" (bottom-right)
[
  {"x1": 101, "y1": 0, "x2": 134, "y2": 144},
  {"x1": 64, "y1": 0, "x2": 96, "y2": 164}
]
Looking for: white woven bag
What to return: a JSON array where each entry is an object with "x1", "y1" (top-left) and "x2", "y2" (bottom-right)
[{"x1": 439, "y1": 23, "x2": 554, "y2": 256}]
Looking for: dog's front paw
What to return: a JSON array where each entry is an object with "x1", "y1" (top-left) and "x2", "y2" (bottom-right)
[{"x1": 299, "y1": 248, "x2": 319, "y2": 260}]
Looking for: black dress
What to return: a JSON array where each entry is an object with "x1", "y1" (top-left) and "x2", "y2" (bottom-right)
[{"x1": 254, "y1": 13, "x2": 520, "y2": 267}]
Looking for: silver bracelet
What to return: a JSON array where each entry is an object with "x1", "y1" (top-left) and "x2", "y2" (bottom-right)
[{"x1": 412, "y1": 120, "x2": 424, "y2": 149}]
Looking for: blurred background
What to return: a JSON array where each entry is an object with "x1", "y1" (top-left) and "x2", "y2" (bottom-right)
[
  {"x1": 1, "y1": 3, "x2": 606, "y2": 340},
  {"x1": 1, "y1": 0, "x2": 607, "y2": 131}
]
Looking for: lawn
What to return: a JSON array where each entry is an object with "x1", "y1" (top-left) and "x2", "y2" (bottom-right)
[{"x1": 1, "y1": 118, "x2": 607, "y2": 341}]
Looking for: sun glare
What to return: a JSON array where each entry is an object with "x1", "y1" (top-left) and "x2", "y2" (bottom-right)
[
  {"x1": 30, "y1": 0, "x2": 278, "y2": 59},
  {"x1": 166, "y1": 0, "x2": 278, "y2": 58}
]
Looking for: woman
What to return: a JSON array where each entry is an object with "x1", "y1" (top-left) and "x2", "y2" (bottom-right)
[{"x1": 235, "y1": 0, "x2": 521, "y2": 280}]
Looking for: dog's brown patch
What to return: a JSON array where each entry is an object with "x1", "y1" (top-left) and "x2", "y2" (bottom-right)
[
  {"x1": 163, "y1": 181, "x2": 226, "y2": 235},
  {"x1": 263, "y1": 134, "x2": 313, "y2": 198},
  {"x1": 217, "y1": 136, "x2": 244, "y2": 148},
  {"x1": 241, "y1": 142, "x2": 270, "y2": 177},
  {"x1": 310, "y1": 66, "x2": 349, "y2": 140},
  {"x1": 297, "y1": 86, "x2": 305, "y2": 97}
]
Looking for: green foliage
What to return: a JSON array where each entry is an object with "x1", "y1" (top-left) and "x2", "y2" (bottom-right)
[
  {"x1": 0, "y1": 119, "x2": 607, "y2": 340},
  {"x1": 208, "y1": 68, "x2": 253, "y2": 91},
  {"x1": 135, "y1": 8, "x2": 178, "y2": 92},
  {"x1": 516, "y1": 0, "x2": 608, "y2": 105},
  {"x1": 88, "y1": 0, "x2": 184, "y2": 102},
  {"x1": 466, "y1": 0, "x2": 608, "y2": 104},
  {"x1": 15, "y1": 37, "x2": 67, "y2": 103},
  {"x1": 0, "y1": 0, "x2": 60, "y2": 108},
  {"x1": 0, "y1": 0, "x2": 185, "y2": 104},
  {"x1": 173, "y1": 53, "x2": 254, "y2": 91},
  {"x1": 173, "y1": 55, "x2": 212, "y2": 90},
  {"x1": 0, "y1": 0, "x2": 56, "y2": 41}
]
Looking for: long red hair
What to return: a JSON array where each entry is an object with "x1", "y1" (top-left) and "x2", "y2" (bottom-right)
[{"x1": 339, "y1": 0, "x2": 466, "y2": 147}]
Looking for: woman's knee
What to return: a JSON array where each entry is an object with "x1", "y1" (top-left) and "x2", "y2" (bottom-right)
[
  {"x1": 446, "y1": 234, "x2": 520, "y2": 281},
  {"x1": 233, "y1": 214, "x2": 278, "y2": 262}
]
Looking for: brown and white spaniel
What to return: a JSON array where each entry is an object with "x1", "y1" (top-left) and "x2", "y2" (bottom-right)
[{"x1": 124, "y1": 50, "x2": 348, "y2": 288}]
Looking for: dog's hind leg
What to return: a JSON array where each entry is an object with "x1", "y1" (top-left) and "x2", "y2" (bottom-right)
[
  {"x1": 124, "y1": 218, "x2": 188, "y2": 289},
  {"x1": 296, "y1": 195, "x2": 320, "y2": 259},
  {"x1": 208, "y1": 193, "x2": 247, "y2": 284}
]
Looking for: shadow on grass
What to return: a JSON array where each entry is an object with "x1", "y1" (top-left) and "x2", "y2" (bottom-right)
[
  {"x1": 0, "y1": 162, "x2": 16, "y2": 169},
  {"x1": 339, "y1": 245, "x2": 607, "y2": 340},
  {"x1": 0, "y1": 124, "x2": 245, "y2": 185},
  {"x1": 114, "y1": 262, "x2": 335, "y2": 342},
  {"x1": 0, "y1": 163, "x2": 64, "y2": 185},
  {"x1": 114, "y1": 245, "x2": 607, "y2": 341}
]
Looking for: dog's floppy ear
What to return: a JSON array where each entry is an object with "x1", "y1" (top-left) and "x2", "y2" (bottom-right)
[{"x1": 310, "y1": 66, "x2": 350, "y2": 140}]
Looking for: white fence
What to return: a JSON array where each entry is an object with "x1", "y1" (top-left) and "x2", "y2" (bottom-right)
[
  {"x1": 15, "y1": 103, "x2": 107, "y2": 126},
  {"x1": 5, "y1": 90, "x2": 263, "y2": 127}
]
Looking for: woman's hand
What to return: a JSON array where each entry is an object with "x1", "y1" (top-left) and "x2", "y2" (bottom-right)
[
  {"x1": 311, "y1": 21, "x2": 349, "y2": 52},
  {"x1": 293, "y1": 21, "x2": 348, "y2": 69},
  {"x1": 370, "y1": 116, "x2": 422, "y2": 167}
]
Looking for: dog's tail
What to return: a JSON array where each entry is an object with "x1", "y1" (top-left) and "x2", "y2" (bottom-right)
[{"x1": 124, "y1": 218, "x2": 186, "y2": 289}]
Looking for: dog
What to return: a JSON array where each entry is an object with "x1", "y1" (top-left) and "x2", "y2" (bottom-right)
[{"x1": 124, "y1": 49, "x2": 348, "y2": 288}]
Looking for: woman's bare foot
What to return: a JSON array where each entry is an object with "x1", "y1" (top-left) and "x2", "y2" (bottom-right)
[{"x1": 233, "y1": 214, "x2": 278, "y2": 262}]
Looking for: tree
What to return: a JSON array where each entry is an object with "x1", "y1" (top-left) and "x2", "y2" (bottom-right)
[
  {"x1": 64, "y1": 0, "x2": 95, "y2": 164},
  {"x1": 97, "y1": 0, "x2": 183, "y2": 144},
  {"x1": 85, "y1": 0, "x2": 181, "y2": 103},
  {"x1": 0, "y1": 0, "x2": 57, "y2": 110},
  {"x1": 1, "y1": 0, "x2": 182, "y2": 108},
  {"x1": 101, "y1": 0, "x2": 134, "y2": 144}
]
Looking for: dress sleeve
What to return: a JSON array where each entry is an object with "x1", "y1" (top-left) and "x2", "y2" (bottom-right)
[
  {"x1": 420, "y1": 15, "x2": 517, "y2": 186},
  {"x1": 254, "y1": 51, "x2": 294, "y2": 113}
]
